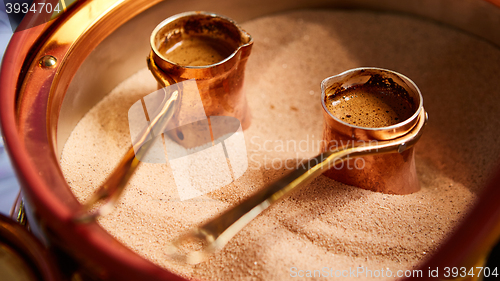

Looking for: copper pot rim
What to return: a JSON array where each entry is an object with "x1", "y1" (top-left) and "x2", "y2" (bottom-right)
[
  {"x1": 0, "y1": 1, "x2": 185, "y2": 280},
  {"x1": 320, "y1": 67, "x2": 424, "y2": 139},
  {"x1": 150, "y1": 11, "x2": 254, "y2": 70}
]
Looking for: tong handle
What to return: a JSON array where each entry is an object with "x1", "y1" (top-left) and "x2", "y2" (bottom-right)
[{"x1": 74, "y1": 55, "x2": 179, "y2": 222}]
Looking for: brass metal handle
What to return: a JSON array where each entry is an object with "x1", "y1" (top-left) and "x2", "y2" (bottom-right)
[
  {"x1": 74, "y1": 56, "x2": 178, "y2": 222},
  {"x1": 166, "y1": 109, "x2": 428, "y2": 264},
  {"x1": 147, "y1": 51, "x2": 176, "y2": 88}
]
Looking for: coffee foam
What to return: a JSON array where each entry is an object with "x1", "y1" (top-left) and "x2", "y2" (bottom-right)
[{"x1": 325, "y1": 75, "x2": 414, "y2": 128}]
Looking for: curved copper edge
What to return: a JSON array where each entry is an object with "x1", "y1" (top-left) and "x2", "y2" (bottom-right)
[
  {"x1": 407, "y1": 163, "x2": 500, "y2": 279},
  {"x1": 0, "y1": 1, "x2": 499, "y2": 281},
  {"x1": 0, "y1": 213, "x2": 62, "y2": 281}
]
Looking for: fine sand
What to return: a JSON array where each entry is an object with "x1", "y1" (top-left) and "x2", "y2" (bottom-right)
[{"x1": 60, "y1": 10, "x2": 500, "y2": 280}]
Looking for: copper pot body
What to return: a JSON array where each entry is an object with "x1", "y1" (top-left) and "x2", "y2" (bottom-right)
[
  {"x1": 321, "y1": 68, "x2": 424, "y2": 194},
  {"x1": 150, "y1": 12, "x2": 253, "y2": 148}
]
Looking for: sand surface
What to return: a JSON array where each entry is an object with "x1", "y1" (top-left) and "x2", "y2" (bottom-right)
[{"x1": 60, "y1": 10, "x2": 500, "y2": 280}]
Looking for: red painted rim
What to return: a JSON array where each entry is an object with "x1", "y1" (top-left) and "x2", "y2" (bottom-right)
[{"x1": 1, "y1": 1, "x2": 499, "y2": 280}]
